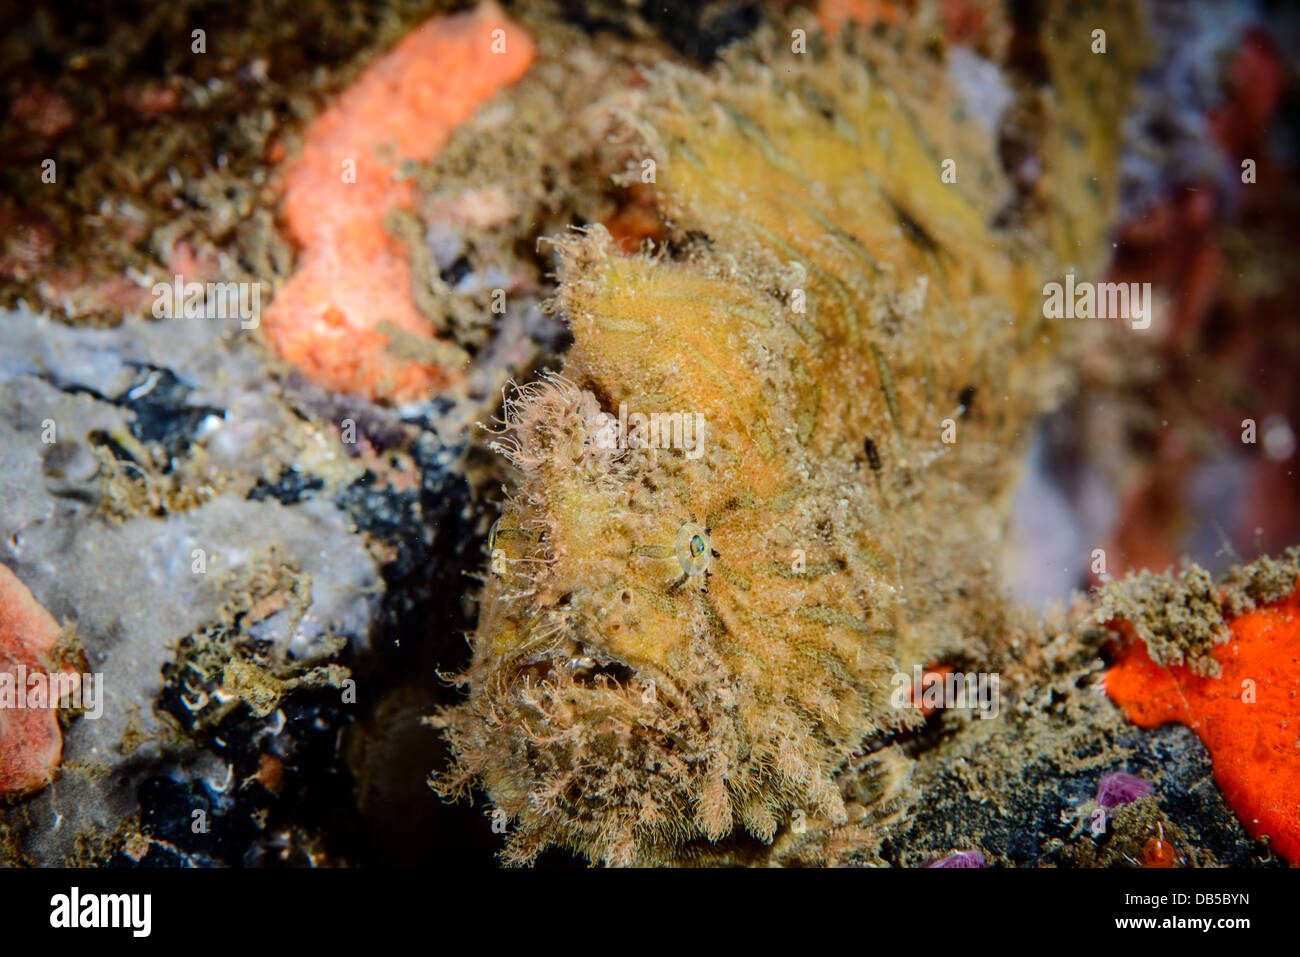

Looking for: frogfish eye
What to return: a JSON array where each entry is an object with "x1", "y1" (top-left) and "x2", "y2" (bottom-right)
[{"x1": 675, "y1": 522, "x2": 711, "y2": 577}]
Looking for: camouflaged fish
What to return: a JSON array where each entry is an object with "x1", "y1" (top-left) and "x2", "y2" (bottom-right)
[{"x1": 435, "y1": 3, "x2": 1145, "y2": 865}]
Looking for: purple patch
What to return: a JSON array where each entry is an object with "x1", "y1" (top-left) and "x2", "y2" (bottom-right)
[
  {"x1": 925, "y1": 850, "x2": 987, "y2": 868},
  {"x1": 1096, "y1": 771, "x2": 1153, "y2": 809}
]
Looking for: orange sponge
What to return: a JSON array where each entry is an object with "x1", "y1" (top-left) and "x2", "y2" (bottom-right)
[
  {"x1": 0, "y1": 563, "x2": 66, "y2": 797},
  {"x1": 265, "y1": 3, "x2": 534, "y2": 400},
  {"x1": 1105, "y1": 585, "x2": 1300, "y2": 864}
]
